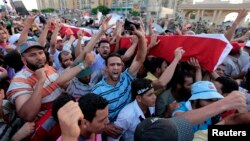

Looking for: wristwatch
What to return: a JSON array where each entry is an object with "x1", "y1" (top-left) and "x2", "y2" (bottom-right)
[{"x1": 78, "y1": 62, "x2": 86, "y2": 70}]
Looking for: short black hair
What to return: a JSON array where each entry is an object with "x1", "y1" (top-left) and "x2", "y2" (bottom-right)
[
  {"x1": 215, "y1": 76, "x2": 238, "y2": 94},
  {"x1": 4, "y1": 50, "x2": 24, "y2": 72},
  {"x1": 78, "y1": 93, "x2": 108, "y2": 122},
  {"x1": 58, "y1": 50, "x2": 71, "y2": 62},
  {"x1": 98, "y1": 39, "x2": 110, "y2": 48},
  {"x1": 144, "y1": 57, "x2": 166, "y2": 74},
  {"x1": 52, "y1": 93, "x2": 76, "y2": 122},
  {"x1": 105, "y1": 52, "x2": 122, "y2": 66},
  {"x1": 131, "y1": 78, "x2": 153, "y2": 100}
]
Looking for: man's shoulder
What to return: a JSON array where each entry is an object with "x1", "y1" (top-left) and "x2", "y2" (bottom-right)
[
  {"x1": 13, "y1": 69, "x2": 33, "y2": 79},
  {"x1": 92, "y1": 79, "x2": 107, "y2": 92},
  {"x1": 117, "y1": 102, "x2": 136, "y2": 118}
]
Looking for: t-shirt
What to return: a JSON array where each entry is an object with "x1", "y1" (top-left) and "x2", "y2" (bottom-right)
[
  {"x1": 7, "y1": 65, "x2": 63, "y2": 117},
  {"x1": 92, "y1": 69, "x2": 135, "y2": 122}
]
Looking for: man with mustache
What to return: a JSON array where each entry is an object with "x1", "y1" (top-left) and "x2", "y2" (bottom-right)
[
  {"x1": 92, "y1": 25, "x2": 147, "y2": 139},
  {"x1": 7, "y1": 41, "x2": 90, "y2": 122}
]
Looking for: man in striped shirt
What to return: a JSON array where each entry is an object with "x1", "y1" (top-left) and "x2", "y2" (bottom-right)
[
  {"x1": 92, "y1": 25, "x2": 147, "y2": 139},
  {"x1": 7, "y1": 41, "x2": 88, "y2": 122}
]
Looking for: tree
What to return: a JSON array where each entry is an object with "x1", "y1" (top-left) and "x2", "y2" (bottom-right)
[
  {"x1": 41, "y1": 8, "x2": 55, "y2": 13},
  {"x1": 131, "y1": 11, "x2": 140, "y2": 16},
  {"x1": 31, "y1": 9, "x2": 39, "y2": 13},
  {"x1": 91, "y1": 5, "x2": 110, "y2": 15}
]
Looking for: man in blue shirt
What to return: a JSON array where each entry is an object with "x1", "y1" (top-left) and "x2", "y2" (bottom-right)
[{"x1": 92, "y1": 25, "x2": 147, "y2": 139}]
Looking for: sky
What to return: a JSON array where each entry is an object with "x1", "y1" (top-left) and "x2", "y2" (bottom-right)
[{"x1": 0, "y1": 0, "x2": 38, "y2": 11}]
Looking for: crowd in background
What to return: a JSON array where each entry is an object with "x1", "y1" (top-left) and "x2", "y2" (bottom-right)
[{"x1": 0, "y1": 8, "x2": 250, "y2": 141}]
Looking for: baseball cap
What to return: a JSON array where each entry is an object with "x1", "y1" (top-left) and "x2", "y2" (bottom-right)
[
  {"x1": 76, "y1": 67, "x2": 92, "y2": 78},
  {"x1": 189, "y1": 81, "x2": 224, "y2": 101},
  {"x1": 131, "y1": 78, "x2": 153, "y2": 96},
  {"x1": 134, "y1": 117, "x2": 194, "y2": 141},
  {"x1": 19, "y1": 41, "x2": 44, "y2": 54},
  {"x1": 230, "y1": 42, "x2": 244, "y2": 52}
]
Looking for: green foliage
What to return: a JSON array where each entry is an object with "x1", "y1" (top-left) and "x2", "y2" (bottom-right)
[
  {"x1": 131, "y1": 11, "x2": 140, "y2": 16},
  {"x1": 91, "y1": 5, "x2": 110, "y2": 15},
  {"x1": 41, "y1": 8, "x2": 55, "y2": 13},
  {"x1": 31, "y1": 9, "x2": 39, "y2": 13}
]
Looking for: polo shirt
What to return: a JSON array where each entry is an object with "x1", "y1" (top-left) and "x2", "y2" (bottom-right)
[
  {"x1": 223, "y1": 56, "x2": 242, "y2": 77},
  {"x1": 7, "y1": 65, "x2": 63, "y2": 117},
  {"x1": 91, "y1": 53, "x2": 105, "y2": 72},
  {"x1": 92, "y1": 69, "x2": 135, "y2": 122}
]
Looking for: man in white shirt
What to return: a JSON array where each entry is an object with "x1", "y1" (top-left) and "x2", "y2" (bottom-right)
[{"x1": 108, "y1": 78, "x2": 156, "y2": 141}]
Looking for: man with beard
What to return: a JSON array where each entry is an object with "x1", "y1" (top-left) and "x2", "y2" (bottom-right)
[
  {"x1": 156, "y1": 71, "x2": 194, "y2": 117},
  {"x1": 91, "y1": 39, "x2": 111, "y2": 72},
  {"x1": 92, "y1": 25, "x2": 147, "y2": 139},
  {"x1": 6, "y1": 41, "x2": 90, "y2": 122}
]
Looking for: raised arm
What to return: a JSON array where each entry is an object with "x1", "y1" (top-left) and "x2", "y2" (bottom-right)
[
  {"x1": 148, "y1": 18, "x2": 154, "y2": 36},
  {"x1": 187, "y1": 58, "x2": 202, "y2": 82},
  {"x1": 121, "y1": 35, "x2": 138, "y2": 62},
  {"x1": 38, "y1": 18, "x2": 53, "y2": 46},
  {"x1": 74, "y1": 30, "x2": 84, "y2": 58},
  {"x1": 56, "y1": 52, "x2": 95, "y2": 88},
  {"x1": 14, "y1": 68, "x2": 46, "y2": 121},
  {"x1": 16, "y1": 15, "x2": 37, "y2": 50},
  {"x1": 224, "y1": 9, "x2": 247, "y2": 41},
  {"x1": 49, "y1": 20, "x2": 62, "y2": 55},
  {"x1": 128, "y1": 25, "x2": 147, "y2": 76},
  {"x1": 147, "y1": 33, "x2": 160, "y2": 53},
  {"x1": 74, "y1": 15, "x2": 114, "y2": 64},
  {"x1": 113, "y1": 21, "x2": 123, "y2": 53},
  {"x1": 174, "y1": 91, "x2": 247, "y2": 125},
  {"x1": 153, "y1": 47, "x2": 185, "y2": 89}
]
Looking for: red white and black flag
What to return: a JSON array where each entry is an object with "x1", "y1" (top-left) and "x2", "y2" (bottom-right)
[{"x1": 119, "y1": 34, "x2": 232, "y2": 72}]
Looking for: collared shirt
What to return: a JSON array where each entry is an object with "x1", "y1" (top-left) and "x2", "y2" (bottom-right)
[
  {"x1": 7, "y1": 65, "x2": 63, "y2": 117},
  {"x1": 92, "y1": 69, "x2": 135, "y2": 122},
  {"x1": 240, "y1": 50, "x2": 250, "y2": 68},
  {"x1": 49, "y1": 49, "x2": 62, "y2": 71},
  {"x1": 91, "y1": 53, "x2": 105, "y2": 72},
  {"x1": 223, "y1": 55, "x2": 242, "y2": 77},
  {"x1": 108, "y1": 100, "x2": 155, "y2": 141}
]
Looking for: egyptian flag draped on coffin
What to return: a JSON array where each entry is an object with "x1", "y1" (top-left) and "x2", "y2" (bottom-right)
[
  {"x1": 59, "y1": 24, "x2": 98, "y2": 37},
  {"x1": 119, "y1": 34, "x2": 232, "y2": 72},
  {"x1": 57, "y1": 24, "x2": 232, "y2": 72}
]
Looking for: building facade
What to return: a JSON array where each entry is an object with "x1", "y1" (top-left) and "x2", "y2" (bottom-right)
[
  {"x1": 36, "y1": 0, "x2": 113, "y2": 10},
  {"x1": 179, "y1": 0, "x2": 250, "y2": 25}
]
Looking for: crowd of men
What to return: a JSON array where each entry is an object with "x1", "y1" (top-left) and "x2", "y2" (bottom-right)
[{"x1": 0, "y1": 8, "x2": 250, "y2": 141}]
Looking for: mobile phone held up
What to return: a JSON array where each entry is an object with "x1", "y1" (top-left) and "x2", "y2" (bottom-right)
[{"x1": 124, "y1": 19, "x2": 140, "y2": 31}]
